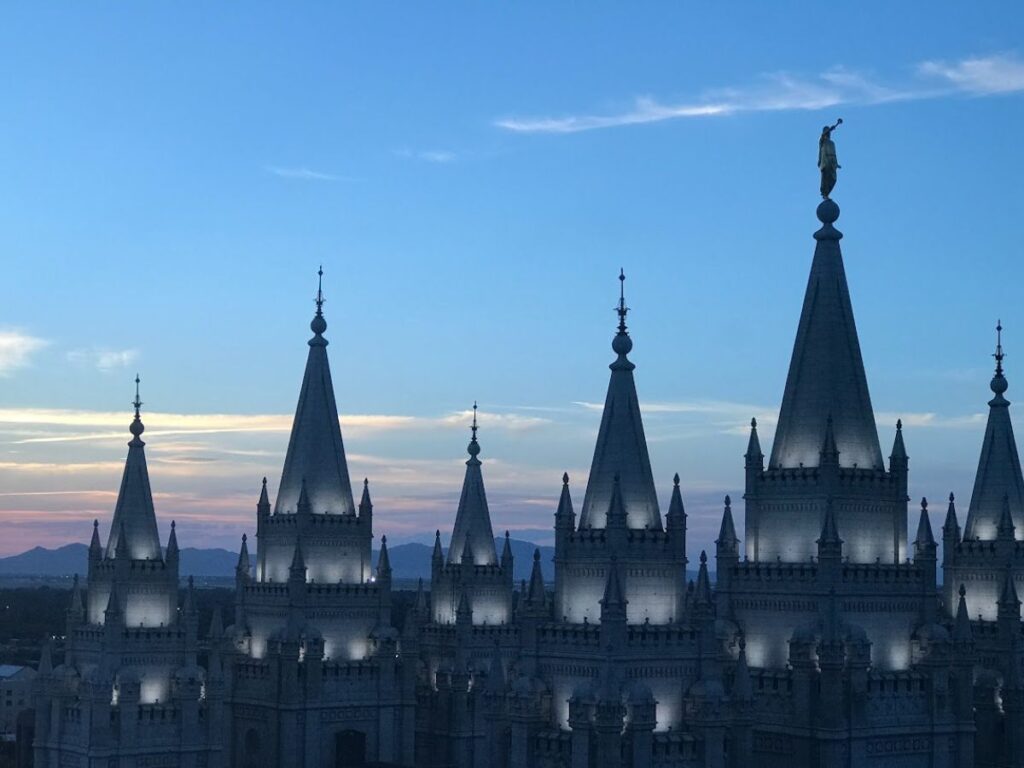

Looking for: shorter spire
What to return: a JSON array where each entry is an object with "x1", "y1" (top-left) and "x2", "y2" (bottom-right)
[
  {"x1": 998, "y1": 493, "x2": 1017, "y2": 540},
  {"x1": 717, "y1": 495, "x2": 738, "y2": 552},
  {"x1": 377, "y1": 535, "x2": 391, "y2": 578},
  {"x1": 258, "y1": 477, "x2": 270, "y2": 508},
  {"x1": 914, "y1": 498, "x2": 936, "y2": 553},
  {"x1": 820, "y1": 414, "x2": 839, "y2": 463},
  {"x1": 359, "y1": 478, "x2": 373, "y2": 518},
  {"x1": 432, "y1": 530, "x2": 443, "y2": 563},
  {"x1": 456, "y1": 589, "x2": 472, "y2": 623},
  {"x1": 694, "y1": 551, "x2": 712, "y2": 607},
  {"x1": 745, "y1": 418, "x2": 763, "y2": 467},
  {"x1": 954, "y1": 584, "x2": 973, "y2": 644},
  {"x1": 297, "y1": 477, "x2": 312, "y2": 515},
  {"x1": 236, "y1": 534, "x2": 250, "y2": 576},
  {"x1": 501, "y1": 531, "x2": 513, "y2": 565},
  {"x1": 526, "y1": 548, "x2": 545, "y2": 605},
  {"x1": 890, "y1": 419, "x2": 907, "y2": 465},
  {"x1": 166, "y1": 520, "x2": 179, "y2": 560},
  {"x1": 289, "y1": 540, "x2": 307, "y2": 581},
  {"x1": 667, "y1": 473, "x2": 686, "y2": 528},
  {"x1": 943, "y1": 493, "x2": 961, "y2": 542},
  {"x1": 415, "y1": 578, "x2": 428, "y2": 615},
  {"x1": 555, "y1": 473, "x2": 575, "y2": 528},
  {"x1": 600, "y1": 556, "x2": 627, "y2": 615},
  {"x1": 606, "y1": 472, "x2": 627, "y2": 529},
  {"x1": 89, "y1": 519, "x2": 102, "y2": 555},
  {"x1": 999, "y1": 567, "x2": 1021, "y2": 614},
  {"x1": 817, "y1": 498, "x2": 842, "y2": 550},
  {"x1": 105, "y1": 581, "x2": 122, "y2": 618}
]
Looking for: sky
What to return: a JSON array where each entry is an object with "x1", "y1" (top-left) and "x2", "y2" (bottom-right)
[{"x1": 0, "y1": 3, "x2": 1022, "y2": 559}]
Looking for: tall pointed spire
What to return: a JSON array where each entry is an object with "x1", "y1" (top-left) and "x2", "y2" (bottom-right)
[
  {"x1": 600, "y1": 556, "x2": 627, "y2": 616},
  {"x1": 274, "y1": 268, "x2": 356, "y2": 517},
  {"x1": 965, "y1": 322, "x2": 1024, "y2": 540},
  {"x1": 106, "y1": 376, "x2": 162, "y2": 560},
  {"x1": 526, "y1": 549, "x2": 546, "y2": 605},
  {"x1": 579, "y1": 270, "x2": 661, "y2": 530},
  {"x1": 236, "y1": 534, "x2": 251, "y2": 577},
  {"x1": 769, "y1": 201, "x2": 884, "y2": 471},
  {"x1": 446, "y1": 403, "x2": 498, "y2": 566}
]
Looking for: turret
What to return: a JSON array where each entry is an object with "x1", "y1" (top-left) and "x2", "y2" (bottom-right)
[
  {"x1": 524, "y1": 549, "x2": 547, "y2": 616},
  {"x1": 943, "y1": 492, "x2": 961, "y2": 552},
  {"x1": 376, "y1": 535, "x2": 392, "y2": 585},
  {"x1": 913, "y1": 498, "x2": 937, "y2": 623},
  {"x1": 816, "y1": 497, "x2": 843, "y2": 580},
  {"x1": 431, "y1": 529, "x2": 443, "y2": 576},
  {"x1": 289, "y1": 540, "x2": 307, "y2": 584},
  {"x1": 693, "y1": 551, "x2": 713, "y2": 617},
  {"x1": 358, "y1": 477, "x2": 373, "y2": 524},
  {"x1": 599, "y1": 557, "x2": 627, "y2": 649},
  {"x1": 715, "y1": 496, "x2": 739, "y2": 615},
  {"x1": 998, "y1": 493, "x2": 1017, "y2": 542},
  {"x1": 501, "y1": 530, "x2": 513, "y2": 580},
  {"x1": 998, "y1": 566, "x2": 1021, "y2": 624},
  {"x1": 165, "y1": 520, "x2": 179, "y2": 571},
  {"x1": 819, "y1": 414, "x2": 840, "y2": 472},
  {"x1": 666, "y1": 473, "x2": 687, "y2": 560},
  {"x1": 744, "y1": 418, "x2": 764, "y2": 478},
  {"x1": 554, "y1": 472, "x2": 575, "y2": 548},
  {"x1": 88, "y1": 519, "x2": 102, "y2": 567},
  {"x1": 235, "y1": 534, "x2": 251, "y2": 589},
  {"x1": 257, "y1": 477, "x2": 270, "y2": 519},
  {"x1": 605, "y1": 473, "x2": 628, "y2": 550},
  {"x1": 889, "y1": 419, "x2": 909, "y2": 500},
  {"x1": 66, "y1": 574, "x2": 85, "y2": 631}
]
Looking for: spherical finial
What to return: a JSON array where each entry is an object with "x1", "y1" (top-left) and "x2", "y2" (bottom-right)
[
  {"x1": 562, "y1": 472, "x2": 569, "y2": 485},
  {"x1": 992, "y1": 373, "x2": 1008, "y2": 395},
  {"x1": 467, "y1": 439, "x2": 481, "y2": 457},
  {"x1": 311, "y1": 314, "x2": 327, "y2": 335},
  {"x1": 130, "y1": 417, "x2": 144, "y2": 437},
  {"x1": 816, "y1": 199, "x2": 840, "y2": 224},
  {"x1": 612, "y1": 332, "x2": 633, "y2": 356}
]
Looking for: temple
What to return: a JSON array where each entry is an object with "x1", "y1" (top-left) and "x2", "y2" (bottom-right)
[{"x1": 32, "y1": 188, "x2": 1024, "y2": 767}]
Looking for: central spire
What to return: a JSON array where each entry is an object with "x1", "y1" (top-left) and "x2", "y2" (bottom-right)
[
  {"x1": 768, "y1": 201, "x2": 884, "y2": 470},
  {"x1": 578, "y1": 271, "x2": 662, "y2": 530},
  {"x1": 964, "y1": 322, "x2": 1024, "y2": 540},
  {"x1": 274, "y1": 268, "x2": 356, "y2": 516},
  {"x1": 105, "y1": 376, "x2": 162, "y2": 560},
  {"x1": 447, "y1": 403, "x2": 498, "y2": 565}
]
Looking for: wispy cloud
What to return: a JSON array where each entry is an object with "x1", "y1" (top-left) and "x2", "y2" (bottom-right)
[
  {"x1": 918, "y1": 53, "x2": 1024, "y2": 95},
  {"x1": 394, "y1": 148, "x2": 457, "y2": 164},
  {"x1": 265, "y1": 165, "x2": 343, "y2": 181},
  {"x1": 496, "y1": 52, "x2": 1024, "y2": 134},
  {"x1": 0, "y1": 330, "x2": 47, "y2": 376},
  {"x1": 67, "y1": 348, "x2": 138, "y2": 372}
]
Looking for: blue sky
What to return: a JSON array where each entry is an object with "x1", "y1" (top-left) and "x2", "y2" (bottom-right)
[{"x1": 0, "y1": 3, "x2": 1022, "y2": 557}]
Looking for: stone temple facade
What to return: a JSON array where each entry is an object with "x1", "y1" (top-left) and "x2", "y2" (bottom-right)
[{"x1": 32, "y1": 196, "x2": 1024, "y2": 767}]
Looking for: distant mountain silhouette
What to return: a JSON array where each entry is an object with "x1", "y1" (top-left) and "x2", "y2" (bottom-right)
[
  {"x1": 0, "y1": 544, "x2": 237, "y2": 579},
  {"x1": 0, "y1": 538, "x2": 557, "y2": 583}
]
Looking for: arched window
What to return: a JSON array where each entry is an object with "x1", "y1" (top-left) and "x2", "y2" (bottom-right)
[{"x1": 335, "y1": 729, "x2": 367, "y2": 767}]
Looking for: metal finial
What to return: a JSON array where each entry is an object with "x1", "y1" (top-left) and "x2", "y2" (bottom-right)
[
  {"x1": 471, "y1": 401, "x2": 478, "y2": 441},
  {"x1": 133, "y1": 374, "x2": 142, "y2": 417},
  {"x1": 616, "y1": 268, "x2": 628, "y2": 334},
  {"x1": 315, "y1": 265, "x2": 325, "y2": 316},
  {"x1": 995, "y1": 320, "x2": 1005, "y2": 376}
]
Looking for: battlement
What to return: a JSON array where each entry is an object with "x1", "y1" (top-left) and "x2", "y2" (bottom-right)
[
  {"x1": 952, "y1": 539, "x2": 1024, "y2": 558},
  {"x1": 91, "y1": 558, "x2": 173, "y2": 577},
  {"x1": 866, "y1": 670, "x2": 928, "y2": 693},
  {"x1": 753, "y1": 465, "x2": 897, "y2": 489},
  {"x1": 435, "y1": 562, "x2": 510, "y2": 579},
  {"x1": 263, "y1": 511, "x2": 369, "y2": 529},
  {"x1": 564, "y1": 528, "x2": 677, "y2": 549},
  {"x1": 537, "y1": 622, "x2": 601, "y2": 646},
  {"x1": 626, "y1": 623, "x2": 698, "y2": 647}
]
